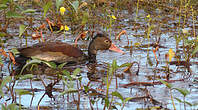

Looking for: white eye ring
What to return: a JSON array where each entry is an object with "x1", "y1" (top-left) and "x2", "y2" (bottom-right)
[{"x1": 104, "y1": 40, "x2": 110, "y2": 44}]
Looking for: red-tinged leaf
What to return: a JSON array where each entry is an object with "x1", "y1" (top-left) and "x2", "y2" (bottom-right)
[
  {"x1": 0, "y1": 49, "x2": 8, "y2": 58},
  {"x1": 116, "y1": 30, "x2": 126, "y2": 40},
  {"x1": 8, "y1": 51, "x2": 16, "y2": 65}
]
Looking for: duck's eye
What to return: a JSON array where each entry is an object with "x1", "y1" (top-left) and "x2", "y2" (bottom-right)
[{"x1": 104, "y1": 40, "x2": 110, "y2": 44}]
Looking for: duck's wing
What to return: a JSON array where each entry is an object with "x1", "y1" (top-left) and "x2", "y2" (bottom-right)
[{"x1": 17, "y1": 42, "x2": 87, "y2": 63}]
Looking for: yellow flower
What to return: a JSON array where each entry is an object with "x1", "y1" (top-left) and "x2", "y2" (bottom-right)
[
  {"x1": 64, "y1": 25, "x2": 69, "y2": 31},
  {"x1": 182, "y1": 29, "x2": 188, "y2": 34},
  {"x1": 60, "y1": 7, "x2": 66, "y2": 15},
  {"x1": 168, "y1": 48, "x2": 175, "y2": 62},
  {"x1": 111, "y1": 15, "x2": 117, "y2": 20},
  {"x1": 146, "y1": 14, "x2": 150, "y2": 18},
  {"x1": 60, "y1": 25, "x2": 64, "y2": 31}
]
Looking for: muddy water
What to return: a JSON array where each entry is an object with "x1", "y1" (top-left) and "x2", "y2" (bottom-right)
[{"x1": 1, "y1": 1, "x2": 198, "y2": 110}]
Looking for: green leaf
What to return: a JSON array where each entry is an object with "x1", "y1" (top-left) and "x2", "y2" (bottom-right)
[
  {"x1": 42, "y1": 61, "x2": 57, "y2": 69},
  {"x1": 7, "y1": 103, "x2": 18, "y2": 110},
  {"x1": 43, "y1": 0, "x2": 52, "y2": 17},
  {"x1": 104, "y1": 97, "x2": 109, "y2": 107},
  {"x1": 0, "y1": 4, "x2": 7, "y2": 10},
  {"x1": 1, "y1": 0, "x2": 9, "y2": 4},
  {"x1": 56, "y1": 0, "x2": 64, "y2": 12},
  {"x1": 0, "y1": 57, "x2": 3, "y2": 66},
  {"x1": 158, "y1": 79, "x2": 173, "y2": 89},
  {"x1": 18, "y1": 74, "x2": 34, "y2": 82},
  {"x1": 112, "y1": 91, "x2": 124, "y2": 102},
  {"x1": 62, "y1": 70, "x2": 72, "y2": 80},
  {"x1": 6, "y1": 11, "x2": 23, "y2": 18},
  {"x1": 114, "y1": 102, "x2": 122, "y2": 106},
  {"x1": 1, "y1": 104, "x2": 7, "y2": 110},
  {"x1": 81, "y1": 12, "x2": 89, "y2": 25},
  {"x1": 84, "y1": 86, "x2": 89, "y2": 93},
  {"x1": 22, "y1": 9, "x2": 36, "y2": 13},
  {"x1": 19, "y1": 25, "x2": 27, "y2": 38},
  {"x1": 15, "y1": 89, "x2": 33, "y2": 96},
  {"x1": 72, "y1": 68, "x2": 81, "y2": 76},
  {"x1": 19, "y1": 59, "x2": 42, "y2": 75},
  {"x1": 0, "y1": 76, "x2": 11, "y2": 89},
  {"x1": 192, "y1": 102, "x2": 198, "y2": 106},
  {"x1": 174, "y1": 88, "x2": 190, "y2": 97},
  {"x1": 147, "y1": 55, "x2": 153, "y2": 66},
  {"x1": 58, "y1": 62, "x2": 67, "y2": 69},
  {"x1": 11, "y1": 48, "x2": 20, "y2": 56},
  {"x1": 70, "y1": 0, "x2": 79, "y2": 13},
  {"x1": 192, "y1": 45, "x2": 198, "y2": 55},
  {"x1": 112, "y1": 59, "x2": 118, "y2": 70},
  {"x1": 0, "y1": 76, "x2": 11, "y2": 97},
  {"x1": 175, "y1": 97, "x2": 192, "y2": 106},
  {"x1": 185, "y1": 101, "x2": 193, "y2": 106},
  {"x1": 124, "y1": 97, "x2": 133, "y2": 103},
  {"x1": 119, "y1": 63, "x2": 131, "y2": 68},
  {"x1": 0, "y1": 32, "x2": 7, "y2": 37},
  {"x1": 174, "y1": 97, "x2": 182, "y2": 103}
]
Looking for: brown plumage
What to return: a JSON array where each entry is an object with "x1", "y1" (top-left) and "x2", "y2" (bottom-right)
[{"x1": 16, "y1": 33, "x2": 124, "y2": 64}]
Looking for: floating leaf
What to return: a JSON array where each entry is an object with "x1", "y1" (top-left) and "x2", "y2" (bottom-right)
[
  {"x1": 6, "y1": 11, "x2": 23, "y2": 18},
  {"x1": 158, "y1": 79, "x2": 173, "y2": 89},
  {"x1": 43, "y1": 0, "x2": 52, "y2": 17},
  {"x1": 19, "y1": 25, "x2": 27, "y2": 38},
  {"x1": 112, "y1": 91, "x2": 124, "y2": 102},
  {"x1": 22, "y1": 9, "x2": 36, "y2": 13}
]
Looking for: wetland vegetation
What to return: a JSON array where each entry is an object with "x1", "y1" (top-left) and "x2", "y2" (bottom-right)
[{"x1": 1, "y1": 0, "x2": 198, "y2": 109}]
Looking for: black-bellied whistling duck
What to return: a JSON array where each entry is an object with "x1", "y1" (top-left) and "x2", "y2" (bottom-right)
[{"x1": 17, "y1": 33, "x2": 124, "y2": 64}]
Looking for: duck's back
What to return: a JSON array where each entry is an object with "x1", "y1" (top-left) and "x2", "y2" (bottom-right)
[{"x1": 18, "y1": 42, "x2": 87, "y2": 64}]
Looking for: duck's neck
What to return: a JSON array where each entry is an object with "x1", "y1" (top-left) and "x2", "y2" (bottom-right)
[{"x1": 88, "y1": 41, "x2": 97, "y2": 63}]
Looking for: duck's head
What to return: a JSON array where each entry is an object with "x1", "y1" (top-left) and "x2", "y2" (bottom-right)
[{"x1": 88, "y1": 33, "x2": 124, "y2": 62}]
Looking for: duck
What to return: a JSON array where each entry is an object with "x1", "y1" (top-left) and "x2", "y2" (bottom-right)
[{"x1": 16, "y1": 33, "x2": 124, "y2": 65}]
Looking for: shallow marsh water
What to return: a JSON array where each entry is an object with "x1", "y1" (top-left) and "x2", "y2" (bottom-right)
[{"x1": 1, "y1": 0, "x2": 198, "y2": 110}]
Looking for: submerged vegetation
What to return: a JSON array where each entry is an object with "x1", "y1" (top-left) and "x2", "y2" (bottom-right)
[{"x1": 1, "y1": 0, "x2": 198, "y2": 109}]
